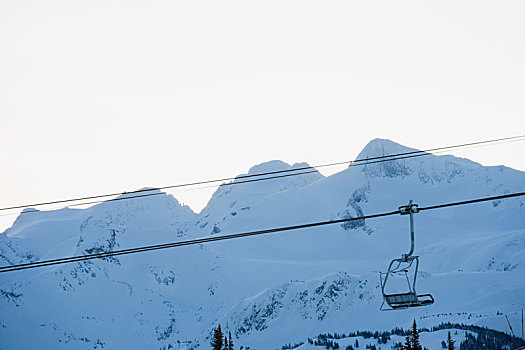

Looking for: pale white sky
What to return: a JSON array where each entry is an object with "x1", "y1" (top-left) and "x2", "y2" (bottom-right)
[{"x1": 1, "y1": 0, "x2": 524, "y2": 232}]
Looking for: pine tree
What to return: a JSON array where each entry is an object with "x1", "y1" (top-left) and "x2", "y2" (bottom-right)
[
  {"x1": 403, "y1": 333, "x2": 413, "y2": 350},
  {"x1": 228, "y1": 331, "x2": 234, "y2": 350},
  {"x1": 223, "y1": 335, "x2": 228, "y2": 350},
  {"x1": 411, "y1": 319, "x2": 422, "y2": 350},
  {"x1": 401, "y1": 320, "x2": 423, "y2": 350},
  {"x1": 210, "y1": 324, "x2": 223, "y2": 350},
  {"x1": 447, "y1": 331, "x2": 455, "y2": 350}
]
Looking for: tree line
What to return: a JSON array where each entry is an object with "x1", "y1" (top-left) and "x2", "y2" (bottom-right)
[{"x1": 210, "y1": 319, "x2": 523, "y2": 349}]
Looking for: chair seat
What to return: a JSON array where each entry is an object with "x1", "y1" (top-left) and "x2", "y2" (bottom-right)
[
  {"x1": 384, "y1": 293, "x2": 434, "y2": 309},
  {"x1": 385, "y1": 293, "x2": 418, "y2": 306}
]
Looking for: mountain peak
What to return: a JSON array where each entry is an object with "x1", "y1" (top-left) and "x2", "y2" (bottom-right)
[
  {"x1": 246, "y1": 160, "x2": 293, "y2": 175},
  {"x1": 198, "y1": 160, "x2": 324, "y2": 221},
  {"x1": 350, "y1": 138, "x2": 489, "y2": 181},
  {"x1": 116, "y1": 187, "x2": 162, "y2": 199},
  {"x1": 355, "y1": 138, "x2": 420, "y2": 161}
]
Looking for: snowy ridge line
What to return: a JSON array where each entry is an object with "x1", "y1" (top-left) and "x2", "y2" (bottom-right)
[
  {"x1": 0, "y1": 168, "x2": 322, "y2": 217},
  {"x1": 0, "y1": 141, "x2": 519, "y2": 219},
  {"x1": 1, "y1": 191, "x2": 524, "y2": 273},
  {"x1": 1, "y1": 134, "x2": 524, "y2": 214}
]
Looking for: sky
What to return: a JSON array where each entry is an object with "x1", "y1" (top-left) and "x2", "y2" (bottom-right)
[{"x1": 1, "y1": 0, "x2": 524, "y2": 232}]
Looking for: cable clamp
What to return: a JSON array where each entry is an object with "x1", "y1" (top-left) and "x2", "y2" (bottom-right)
[{"x1": 399, "y1": 200, "x2": 419, "y2": 215}]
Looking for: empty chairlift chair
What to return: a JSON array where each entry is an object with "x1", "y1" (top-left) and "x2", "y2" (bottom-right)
[{"x1": 380, "y1": 200, "x2": 434, "y2": 311}]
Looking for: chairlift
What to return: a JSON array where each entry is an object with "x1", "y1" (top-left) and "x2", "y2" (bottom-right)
[{"x1": 380, "y1": 200, "x2": 434, "y2": 311}]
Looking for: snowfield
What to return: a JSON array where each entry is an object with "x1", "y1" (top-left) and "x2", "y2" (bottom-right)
[{"x1": 0, "y1": 139, "x2": 524, "y2": 349}]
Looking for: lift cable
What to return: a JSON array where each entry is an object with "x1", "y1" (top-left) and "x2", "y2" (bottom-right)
[
  {"x1": 1, "y1": 190, "x2": 523, "y2": 273},
  {"x1": 1, "y1": 134, "x2": 524, "y2": 216}
]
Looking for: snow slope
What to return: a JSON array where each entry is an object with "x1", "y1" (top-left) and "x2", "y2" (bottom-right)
[{"x1": 0, "y1": 139, "x2": 524, "y2": 349}]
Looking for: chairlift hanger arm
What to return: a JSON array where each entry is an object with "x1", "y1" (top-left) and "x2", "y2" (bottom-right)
[{"x1": 399, "y1": 200, "x2": 418, "y2": 259}]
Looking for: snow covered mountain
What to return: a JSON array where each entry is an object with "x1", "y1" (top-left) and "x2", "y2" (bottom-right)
[{"x1": 0, "y1": 139, "x2": 524, "y2": 350}]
